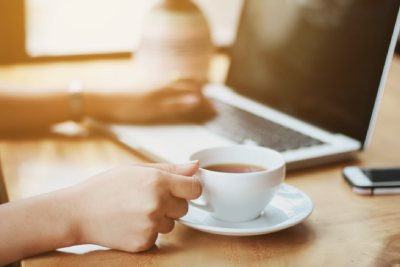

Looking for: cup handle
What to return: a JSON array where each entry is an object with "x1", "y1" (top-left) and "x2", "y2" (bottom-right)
[{"x1": 187, "y1": 199, "x2": 213, "y2": 212}]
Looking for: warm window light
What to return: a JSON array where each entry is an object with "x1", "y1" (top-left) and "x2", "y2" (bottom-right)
[{"x1": 25, "y1": 0, "x2": 244, "y2": 57}]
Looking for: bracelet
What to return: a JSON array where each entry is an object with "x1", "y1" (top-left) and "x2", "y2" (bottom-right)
[{"x1": 68, "y1": 80, "x2": 84, "y2": 122}]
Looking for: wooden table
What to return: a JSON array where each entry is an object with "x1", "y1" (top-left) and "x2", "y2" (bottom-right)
[{"x1": 1, "y1": 55, "x2": 400, "y2": 267}]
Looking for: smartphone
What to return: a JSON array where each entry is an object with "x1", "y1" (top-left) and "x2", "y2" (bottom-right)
[{"x1": 342, "y1": 166, "x2": 400, "y2": 195}]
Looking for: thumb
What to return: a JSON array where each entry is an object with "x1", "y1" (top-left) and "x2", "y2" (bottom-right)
[{"x1": 132, "y1": 160, "x2": 200, "y2": 176}]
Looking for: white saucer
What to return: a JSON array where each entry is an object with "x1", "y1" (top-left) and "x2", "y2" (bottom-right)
[{"x1": 177, "y1": 183, "x2": 313, "y2": 236}]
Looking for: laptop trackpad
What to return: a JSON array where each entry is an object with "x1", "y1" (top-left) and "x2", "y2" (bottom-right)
[{"x1": 111, "y1": 124, "x2": 236, "y2": 164}]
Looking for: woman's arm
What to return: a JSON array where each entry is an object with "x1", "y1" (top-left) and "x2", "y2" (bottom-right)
[
  {"x1": 0, "y1": 161, "x2": 201, "y2": 266},
  {"x1": 0, "y1": 83, "x2": 70, "y2": 132},
  {"x1": 0, "y1": 79, "x2": 214, "y2": 132},
  {"x1": 0, "y1": 184, "x2": 80, "y2": 265}
]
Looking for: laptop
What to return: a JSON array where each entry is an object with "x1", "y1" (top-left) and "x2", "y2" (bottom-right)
[{"x1": 90, "y1": 0, "x2": 400, "y2": 170}]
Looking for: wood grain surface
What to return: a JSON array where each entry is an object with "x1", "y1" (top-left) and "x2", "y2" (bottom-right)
[{"x1": 0, "y1": 55, "x2": 399, "y2": 267}]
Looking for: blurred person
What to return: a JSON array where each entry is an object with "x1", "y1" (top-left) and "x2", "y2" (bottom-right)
[
  {"x1": 0, "y1": 79, "x2": 214, "y2": 266},
  {"x1": 0, "y1": 78, "x2": 214, "y2": 132}
]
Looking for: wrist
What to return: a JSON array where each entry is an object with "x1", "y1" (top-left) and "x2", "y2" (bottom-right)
[
  {"x1": 52, "y1": 186, "x2": 85, "y2": 247},
  {"x1": 82, "y1": 86, "x2": 141, "y2": 121},
  {"x1": 65, "y1": 182, "x2": 95, "y2": 245},
  {"x1": 82, "y1": 86, "x2": 107, "y2": 119},
  {"x1": 68, "y1": 80, "x2": 84, "y2": 122}
]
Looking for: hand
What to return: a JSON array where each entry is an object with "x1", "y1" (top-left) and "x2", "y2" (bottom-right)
[
  {"x1": 72, "y1": 161, "x2": 201, "y2": 252},
  {"x1": 84, "y1": 79, "x2": 216, "y2": 123}
]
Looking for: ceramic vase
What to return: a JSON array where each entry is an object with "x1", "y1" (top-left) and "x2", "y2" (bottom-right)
[{"x1": 134, "y1": 0, "x2": 213, "y2": 83}]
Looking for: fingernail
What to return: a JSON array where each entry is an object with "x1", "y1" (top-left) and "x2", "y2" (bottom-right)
[
  {"x1": 176, "y1": 160, "x2": 199, "y2": 173},
  {"x1": 184, "y1": 160, "x2": 199, "y2": 165},
  {"x1": 183, "y1": 95, "x2": 200, "y2": 106}
]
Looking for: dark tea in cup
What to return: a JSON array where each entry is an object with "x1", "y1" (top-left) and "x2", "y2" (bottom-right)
[{"x1": 203, "y1": 163, "x2": 267, "y2": 173}]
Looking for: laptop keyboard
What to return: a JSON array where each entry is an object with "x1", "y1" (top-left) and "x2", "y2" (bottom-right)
[{"x1": 203, "y1": 98, "x2": 325, "y2": 152}]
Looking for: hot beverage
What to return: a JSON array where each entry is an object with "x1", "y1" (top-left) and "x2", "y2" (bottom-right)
[
  {"x1": 203, "y1": 163, "x2": 267, "y2": 173},
  {"x1": 189, "y1": 146, "x2": 285, "y2": 222}
]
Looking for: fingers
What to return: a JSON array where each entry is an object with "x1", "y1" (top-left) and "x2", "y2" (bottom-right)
[
  {"x1": 133, "y1": 163, "x2": 201, "y2": 199},
  {"x1": 165, "y1": 173, "x2": 202, "y2": 200},
  {"x1": 162, "y1": 92, "x2": 216, "y2": 122},
  {"x1": 132, "y1": 161, "x2": 199, "y2": 177},
  {"x1": 157, "y1": 217, "x2": 175, "y2": 234},
  {"x1": 158, "y1": 197, "x2": 188, "y2": 234},
  {"x1": 151, "y1": 79, "x2": 204, "y2": 114},
  {"x1": 150, "y1": 79, "x2": 201, "y2": 99},
  {"x1": 148, "y1": 78, "x2": 216, "y2": 122},
  {"x1": 160, "y1": 94, "x2": 201, "y2": 116},
  {"x1": 135, "y1": 232, "x2": 158, "y2": 252},
  {"x1": 165, "y1": 196, "x2": 189, "y2": 219},
  {"x1": 130, "y1": 162, "x2": 202, "y2": 199},
  {"x1": 127, "y1": 162, "x2": 202, "y2": 199},
  {"x1": 171, "y1": 78, "x2": 203, "y2": 92}
]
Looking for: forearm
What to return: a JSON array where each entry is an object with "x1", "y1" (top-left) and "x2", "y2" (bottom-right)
[
  {"x1": 0, "y1": 82, "x2": 142, "y2": 131},
  {"x1": 0, "y1": 78, "x2": 208, "y2": 131},
  {"x1": 0, "y1": 187, "x2": 81, "y2": 266},
  {"x1": 0, "y1": 83, "x2": 71, "y2": 132}
]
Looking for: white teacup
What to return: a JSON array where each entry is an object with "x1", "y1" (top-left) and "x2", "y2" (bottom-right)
[{"x1": 189, "y1": 145, "x2": 285, "y2": 222}]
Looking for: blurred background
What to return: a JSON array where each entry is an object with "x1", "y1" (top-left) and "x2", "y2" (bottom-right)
[
  {"x1": 1, "y1": 0, "x2": 399, "y2": 64},
  {"x1": 0, "y1": 0, "x2": 244, "y2": 63}
]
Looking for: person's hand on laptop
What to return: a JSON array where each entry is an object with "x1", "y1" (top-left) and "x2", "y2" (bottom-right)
[
  {"x1": 84, "y1": 78, "x2": 216, "y2": 124},
  {"x1": 0, "y1": 161, "x2": 201, "y2": 266}
]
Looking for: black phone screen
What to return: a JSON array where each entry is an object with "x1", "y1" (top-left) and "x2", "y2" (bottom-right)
[{"x1": 362, "y1": 168, "x2": 400, "y2": 182}]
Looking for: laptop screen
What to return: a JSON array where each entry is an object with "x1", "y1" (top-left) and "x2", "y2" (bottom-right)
[{"x1": 226, "y1": 0, "x2": 400, "y2": 148}]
